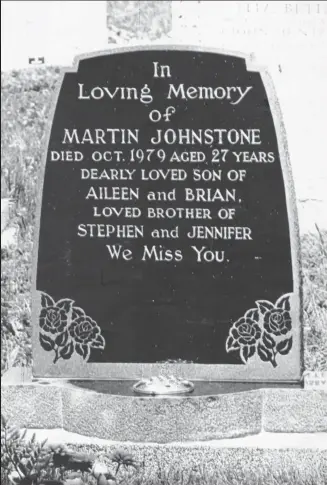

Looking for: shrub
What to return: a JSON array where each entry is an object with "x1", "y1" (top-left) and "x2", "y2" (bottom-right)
[{"x1": 1, "y1": 414, "x2": 54, "y2": 484}]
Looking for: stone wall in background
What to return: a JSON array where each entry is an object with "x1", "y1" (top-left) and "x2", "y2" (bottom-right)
[
  {"x1": 1, "y1": 1, "x2": 325, "y2": 233},
  {"x1": 1, "y1": 1, "x2": 172, "y2": 70},
  {"x1": 170, "y1": 1, "x2": 327, "y2": 233},
  {"x1": 107, "y1": 1, "x2": 172, "y2": 42}
]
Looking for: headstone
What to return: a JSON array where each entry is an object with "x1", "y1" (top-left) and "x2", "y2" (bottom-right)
[
  {"x1": 304, "y1": 371, "x2": 327, "y2": 391},
  {"x1": 32, "y1": 46, "x2": 302, "y2": 382}
]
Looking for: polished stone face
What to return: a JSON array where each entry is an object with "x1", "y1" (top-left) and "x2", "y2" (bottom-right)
[{"x1": 33, "y1": 47, "x2": 301, "y2": 380}]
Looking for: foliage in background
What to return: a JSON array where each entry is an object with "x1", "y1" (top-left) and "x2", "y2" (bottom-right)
[
  {"x1": 1, "y1": 414, "x2": 54, "y2": 484},
  {"x1": 106, "y1": 0, "x2": 171, "y2": 42},
  {"x1": 1, "y1": 67, "x2": 327, "y2": 374},
  {"x1": 1, "y1": 414, "x2": 140, "y2": 484},
  {"x1": 302, "y1": 228, "x2": 327, "y2": 371},
  {"x1": 2, "y1": 67, "x2": 60, "y2": 374},
  {"x1": 1, "y1": 412, "x2": 325, "y2": 485}
]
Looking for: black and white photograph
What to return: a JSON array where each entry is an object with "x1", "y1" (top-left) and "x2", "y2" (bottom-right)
[{"x1": 1, "y1": 1, "x2": 327, "y2": 484}]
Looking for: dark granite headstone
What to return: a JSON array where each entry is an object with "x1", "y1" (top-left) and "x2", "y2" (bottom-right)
[{"x1": 32, "y1": 47, "x2": 302, "y2": 381}]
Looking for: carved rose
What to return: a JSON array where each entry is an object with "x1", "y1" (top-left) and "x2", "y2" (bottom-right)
[
  {"x1": 226, "y1": 293, "x2": 293, "y2": 367},
  {"x1": 226, "y1": 315, "x2": 262, "y2": 363},
  {"x1": 263, "y1": 309, "x2": 292, "y2": 336},
  {"x1": 230, "y1": 317, "x2": 262, "y2": 347},
  {"x1": 69, "y1": 316, "x2": 103, "y2": 346},
  {"x1": 39, "y1": 307, "x2": 68, "y2": 334},
  {"x1": 39, "y1": 292, "x2": 105, "y2": 363}
]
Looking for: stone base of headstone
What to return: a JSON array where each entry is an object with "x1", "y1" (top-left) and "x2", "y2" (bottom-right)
[{"x1": 2, "y1": 368, "x2": 326, "y2": 444}]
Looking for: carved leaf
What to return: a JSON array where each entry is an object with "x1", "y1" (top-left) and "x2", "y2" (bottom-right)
[
  {"x1": 75, "y1": 343, "x2": 83, "y2": 358},
  {"x1": 59, "y1": 341, "x2": 74, "y2": 360},
  {"x1": 75, "y1": 343, "x2": 90, "y2": 361},
  {"x1": 39, "y1": 333, "x2": 55, "y2": 352},
  {"x1": 72, "y1": 306, "x2": 85, "y2": 320},
  {"x1": 40, "y1": 292, "x2": 55, "y2": 308},
  {"x1": 56, "y1": 299, "x2": 74, "y2": 313},
  {"x1": 248, "y1": 345, "x2": 256, "y2": 359},
  {"x1": 55, "y1": 331, "x2": 69, "y2": 347},
  {"x1": 275, "y1": 294, "x2": 291, "y2": 311},
  {"x1": 240, "y1": 345, "x2": 256, "y2": 363},
  {"x1": 90, "y1": 334, "x2": 105, "y2": 350},
  {"x1": 245, "y1": 308, "x2": 259, "y2": 322},
  {"x1": 257, "y1": 343, "x2": 273, "y2": 362},
  {"x1": 262, "y1": 332, "x2": 276, "y2": 350},
  {"x1": 276, "y1": 337, "x2": 293, "y2": 355},
  {"x1": 256, "y1": 300, "x2": 275, "y2": 314},
  {"x1": 226, "y1": 336, "x2": 239, "y2": 352}
]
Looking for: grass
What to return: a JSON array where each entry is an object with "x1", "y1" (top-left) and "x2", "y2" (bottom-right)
[
  {"x1": 1, "y1": 465, "x2": 324, "y2": 485},
  {"x1": 1, "y1": 67, "x2": 61, "y2": 373},
  {"x1": 1, "y1": 67, "x2": 327, "y2": 375},
  {"x1": 302, "y1": 229, "x2": 327, "y2": 371},
  {"x1": 1, "y1": 425, "x2": 325, "y2": 485}
]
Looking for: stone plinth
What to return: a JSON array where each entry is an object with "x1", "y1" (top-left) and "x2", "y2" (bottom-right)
[{"x1": 2, "y1": 368, "x2": 326, "y2": 444}]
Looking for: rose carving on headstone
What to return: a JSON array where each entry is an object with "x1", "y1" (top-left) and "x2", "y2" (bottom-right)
[
  {"x1": 39, "y1": 292, "x2": 105, "y2": 363},
  {"x1": 263, "y1": 308, "x2": 292, "y2": 336},
  {"x1": 39, "y1": 306, "x2": 69, "y2": 334},
  {"x1": 226, "y1": 314, "x2": 262, "y2": 364},
  {"x1": 69, "y1": 313, "x2": 105, "y2": 361},
  {"x1": 226, "y1": 293, "x2": 293, "y2": 367}
]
